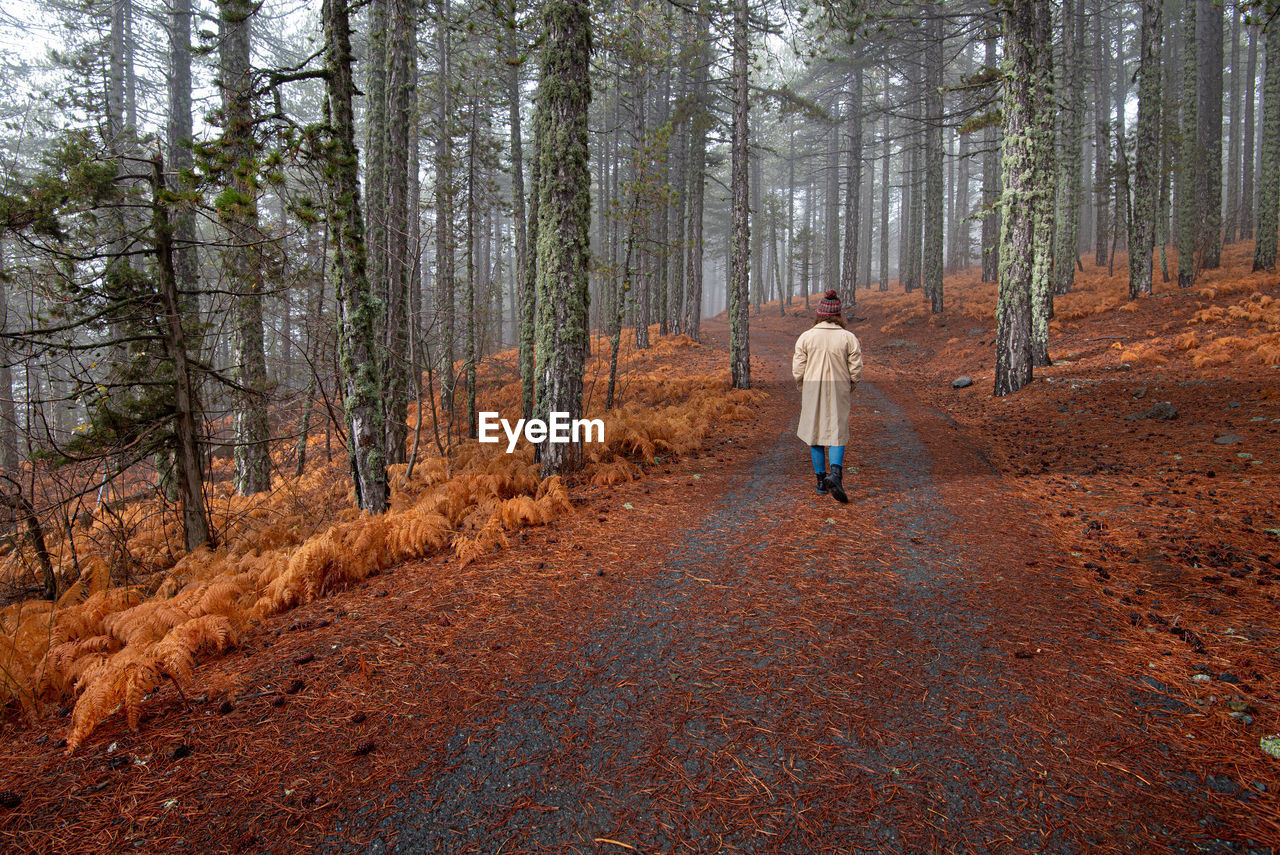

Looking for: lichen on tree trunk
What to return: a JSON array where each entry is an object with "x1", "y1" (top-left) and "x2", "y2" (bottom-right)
[
  {"x1": 1254, "y1": 21, "x2": 1280, "y2": 273},
  {"x1": 533, "y1": 0, "x2": 592, "y2": 476},
  {"x1": 1128, "y1": 0, "x2": 1162, "y2": 300},
  {"x1": 728, "y1": 0, "x2": 751, "y2": 390},
  {"x1": 323, "y1": 0, "x2": 388, "y2": 513},
  {"x1": 994, "y1": 0, "x2": 1053, "y2": 395},
  {"x1": 217, "y1": 0, "x2": 272, "y2": 497}
]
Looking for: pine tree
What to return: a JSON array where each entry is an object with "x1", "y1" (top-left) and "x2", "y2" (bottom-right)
[
  {"x1": 728, "y1": 0, "x2": 751, "y2": 390},
  {"x1": 994, "y1": 0, "x2": 1054, "y2": 395},
  {"x1": 323, "y1": 0, "x2": 388, "y2": 512},
  {"x1": 1196, "y1": 0, "x2": 1223, "y2": 269},
  {"x1": 1028, "y1": 0, "x2": 1055, "y2": 368},
  {"x1": 981, "y1": 30, "x2": 1002, "y2": 283},
  {"x1": 922, "y1": 13, "x2": 944, "y2": 314},
  {"x1": 1255, "y1": 18, "x2": 1280, "y2": 272},
  {"x1": 840, "y1": 64, "x2": 863, "y2": 307},
  {"x1": 682, "y1": 0, "x2": 710, "y2": 341},
  {"x1": 217, "y1": 0, "x2": 272, "y2": 496},
  {"x1": 1177, "y1": 0, "x2": 1198, "y2": 287},
  {"x1": 1053, "y1": 0, "x2": 1084, "y2": 296},
  {"x1": 1128, "y1": 0, "x2": 1162, "y2": 299},
  {"x1": 533, "y1": 0, "x2": 592, "y2": 474}
]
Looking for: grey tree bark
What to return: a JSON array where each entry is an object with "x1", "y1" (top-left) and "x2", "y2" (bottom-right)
[
  {"x1": 0, "y1": 241, "x2": 20, "y2": 474},
  {"x1": 323, "y1": 0, "x2": 388, "y2": 512},
  {"x1": 880, "y1": 103, "x2": 890, "y2": 291},
  {"x1": 923, "y1": 17, "x2": 944, "y2": 314},
  {"x1": 825, "y1": 118, "x2": 841, "y2": 292},
  {"x1": 1196, "y1": 0, "x2": 1223, "y2": 269},
  {"x1": 1254, "y1": 20, "x2": 1280, "y2": 272},
  {"x1": 1177, "y1": 0, "x2": 1198, "y2": 286},
  {"x1": 682, "y1": 0, "x2": 710, "y2": 341},
  {"x1": 1242, "y1": 24, "x2": 1259, "y2": 241},
  {"x1": 1128, "y1": 0, "x2": 1162, "y2": 300},
  {"x1": 151, "y1": 154, "x2": 213, "y2": 551},
  {"x1": 434, "y1": 0, "x2": 457, "y2": 419},
  {"x1": 1053, "y1": 0, "x2": 1084, "y2": 295},
  {"x1": 1225, "y1": 6, "x2": 1242, "y2": 244},
  {"x1": 218, "y1": 0, "x2": 272, "y2": 496},
  {"x1": 841, "y1": 63, "x2": 863, "y2": 306},
  {"x1": 994, "y1": 0, "x2": 1054, "y2": 395},
  {"x1": 982, "y1": 31, "x2": 1001, "y2": 283},
  {"x1": 382, "y1": 0, "x2": 413, "y2": 463},
  {"x1": 728, "y1": 0, "x2": 751, "y2": 389},
  {"x1": 533, "y1": 0, "x2": 593, "y2": 474},
  {"x1": 1093, "y1": 0, "x2": 1111, "y2": 267}
]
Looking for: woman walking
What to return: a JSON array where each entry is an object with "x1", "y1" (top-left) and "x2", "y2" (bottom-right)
[{"x1": 792, "y1": 289, "x2": 863, "y2": 503}]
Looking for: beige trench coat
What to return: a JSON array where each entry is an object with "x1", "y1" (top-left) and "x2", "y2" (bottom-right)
[{"x1": 792, "y1": 321, "x2": 864, "y2": 446}]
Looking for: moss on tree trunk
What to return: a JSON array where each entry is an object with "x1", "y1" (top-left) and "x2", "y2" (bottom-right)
[{"x1": 533, "y1": 0, "x2": 592, "y2": 476}]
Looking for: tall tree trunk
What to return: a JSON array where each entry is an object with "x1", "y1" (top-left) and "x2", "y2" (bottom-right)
[
  {"x1": 982, "y1": 31, "x2": 1002, "y2": 282},
  {"x1": 167, "y1": 0, "x2": 198, "y2": 318},
  {"x1": 464, "y1": 97, "x2": 479, "y2": 439},
  {"x1": 750, "y1": 148, "x2": 763, "y2": 312},
  {"x1": 995, "y1": 0, "x2": 1053, "y2": 395},
  {"x1": 382, "y1": 0, "x2": 413, "y2": 463},
  {"x1": 801, "y1": 178, "x2": 813, "y2": 306},
  {"x1": 669, "y1": 34, "x2": 690, "y2": 335},
  {"x1": 1112, "y1": 16, "x2": 1129, "y2": 254},
  {"x1": 728, "y1": 0, "x2": 751, "y2": 389},
  {"x1": 841, "y1": 64, "x2": 862, "y2": 306},
  {"x1": 880, "y1": 104, "x2": 891, "y2": 291},
  {"x1": 786, "y1": 125, "x2": 795, "y2": 306},
  {"x1": 1158, "y1": 10, "x2": 1175, "y2": 281},
  {"x1": 521, "y1": 108, "x2": 541, "y2": 419},
  {"x1": 218, "y1": 0, "x2": 271, "y2": 496},
  {"x1": 1029, "y1": 0, "x2": 1055, "y2": 367},
  {"x1": 0, "y1": 241, "x2": 20, "y2": 474},
  {"x1": 657, "y1": 67, "x2": 674, "y2": 331},
  {"x1": 1129, "y1": 0, "x2": 1162, "y2": 300},
  {"x1": 324, "y1": 0, "x2": 388, "y2": 512},
  {"x1": 1093, "y1": 0, "x2": 1111, "y2": 267},
  {"x1": 632, "y1": 63, "x2": 650, "y2": 350},
  {"x1": 1177, "y1": 0, "x2": 1198, "y2": 286},
  {"x1": 507, "y1": 7, "x2": 528, "y2": 357},
  {"x1": 905, "y1": 65, "x2": 924, "y2": 293},
  {"x1": 861, "y1": 155, "x2": 874, "y2": 291},
  {"x1": 1254, "y1": 19, "x2": 1280, "y2": 272},
  {"x1": 825, "y1": 119, "x2": 841, "y2": 292},
  {"x1": 1242, "y1": 24, "x2": 1259, "y2": 241},
  {"x1": 923, "y1": 18, "x2": 944, "y2": 314},
  {"x1": 683, "y1": 0, "x2": 709, "y2": 341},
  {"x1": 1053, "y1": 0, "x2": 1084, "y2": 295},
  {"x1": 533, "y1": 0, "x2": 592, "y2": 475},
  {"x1": 1225, "y1": 5, "x2": 1242, "y2": 245},
  {"x1": 1196, "y1": 0, "x2": 1223, "y2": 269},
  {"x1": 435, "y1": 0, "x2": 457, "y2": 420},
  {"x1": 151, "y1": 154, "x2": 213, "y2": 551},
  {"x1": 366, "y1": 0, "x2": 388, "y2": 336}
]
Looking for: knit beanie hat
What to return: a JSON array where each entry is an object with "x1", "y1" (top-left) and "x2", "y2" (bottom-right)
[{"x1": 817, "y1": 289, "x2": 841, "y2": 318}]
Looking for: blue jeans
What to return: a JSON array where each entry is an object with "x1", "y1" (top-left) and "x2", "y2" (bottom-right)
[{"x1": 810, "y1": 445, "x2": 844, "y2": 473}]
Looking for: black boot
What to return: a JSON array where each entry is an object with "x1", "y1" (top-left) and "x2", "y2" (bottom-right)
[
  {"x1": 825, "y1": 464, "x2": 848, "y2": 503},
  {"x1": 815, "y1": 472, "x2": 828, "y2": 494}
]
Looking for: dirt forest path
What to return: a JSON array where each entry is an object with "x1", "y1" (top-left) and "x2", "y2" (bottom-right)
[{"x1": 337, "y1": 317, "x2": 1239, "y2": 854}]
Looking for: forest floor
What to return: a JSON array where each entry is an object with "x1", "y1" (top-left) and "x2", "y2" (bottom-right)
[{"x1": 1, "y1": 252, "x2": 1279, "y2": 853}]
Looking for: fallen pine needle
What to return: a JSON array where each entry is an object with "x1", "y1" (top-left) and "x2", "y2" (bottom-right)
[
  {"x1": 593, "y1": 838, "x2": 638, "y2": 851},
  {"x1": 1096, "y1": 760, "x2": 1153, "y2": 787}
]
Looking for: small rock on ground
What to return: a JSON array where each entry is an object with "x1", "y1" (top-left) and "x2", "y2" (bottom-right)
[
  {"x1": 952, "y1": 376, "x2": 974, "y2": 389},
  {"x1": 1213, "y1": 434, "x2": 1243, "y2": 446},
  {"x1": 1126, "y1": 402, "x2": 1178, "y2": 421}
]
